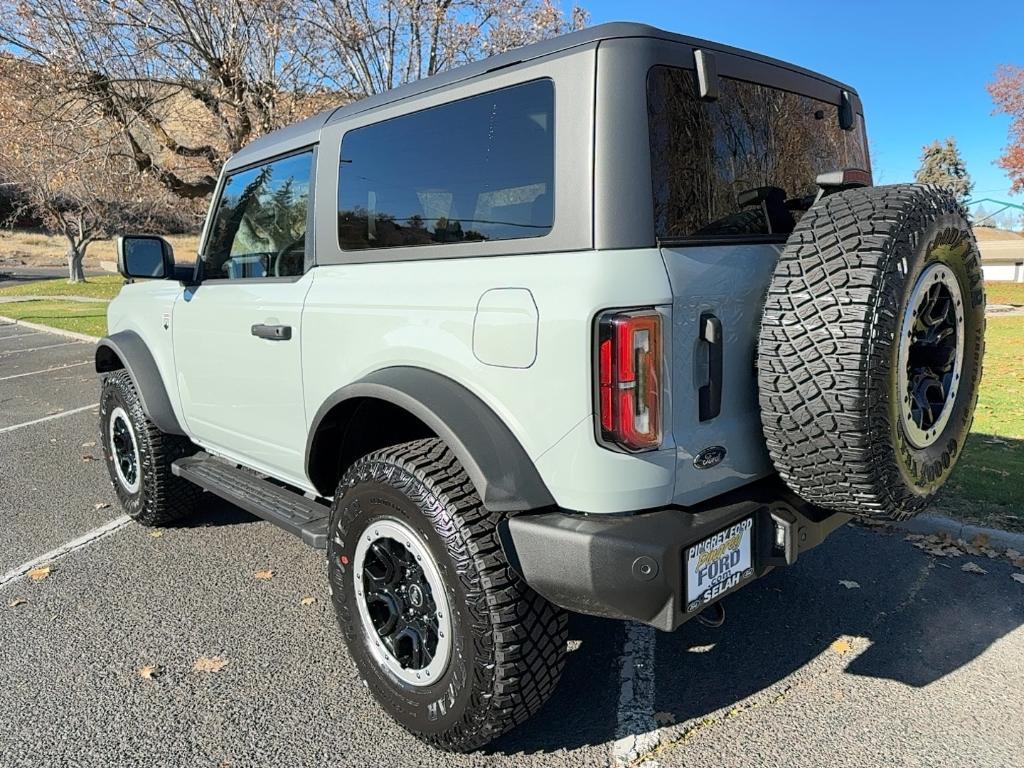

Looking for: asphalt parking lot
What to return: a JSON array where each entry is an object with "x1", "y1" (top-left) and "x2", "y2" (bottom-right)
[{"x1": 1, "y1": 320, "x2": 1022, "y2": 768}]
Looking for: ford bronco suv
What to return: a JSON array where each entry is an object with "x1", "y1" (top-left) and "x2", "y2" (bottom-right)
[{"x1": 97, "y1": 22, "x2": 985, "y2": 751}]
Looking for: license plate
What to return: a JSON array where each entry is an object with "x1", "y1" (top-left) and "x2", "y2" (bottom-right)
[{"x1": 685, "y1": 518, "x2": 755, "y2": 613}]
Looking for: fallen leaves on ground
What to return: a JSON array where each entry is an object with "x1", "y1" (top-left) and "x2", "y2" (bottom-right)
[
  {"x1": 138, "y1": 665, "x2": 162, "y2": 680},
  {"x1": 27, "y1": 565, "x2": 52, "y2": 582},
  {"x1": 830, "y1": 638, "x2": 853, "y2": 655},
  {"x1": 905, "y1": 532, "x2": 1008, "y2": 560},
  {"x1": 1011, "y1": 573, "x2": 1024, "y2": 584},
  {"x1": 81, "y1": 454, "x2": 95, "y2": 462},
  {"x1": 253, "y1": 569, "x2": 274, "y2": 580},
  {"x1": 194, "y1": 656, "x2": 229, "y2": 673},
  {"x1": 838, "y1": 580, "x2": 860, "y2": 590},
  {"x1": 81, "y1": 441, "x2": 96, "y2": 448},
  {"x1": 653, "y1": 711, "x2": 676, "y2": 726},
  {"x1": 8, "y1": 597, "x2": 27, "y2": 608},
  {"x1": 961, "y1": 562, "x2": 988, "y2": 575},
  {"x1": 93, "y1": 502, "x2": 110, "y2": 510},
  {"x1": 149, "y1": 530, "x2": 163, "y2": 539},
  {"x1": 299, "y1": 596, "x2": 316, "y2": 606}
]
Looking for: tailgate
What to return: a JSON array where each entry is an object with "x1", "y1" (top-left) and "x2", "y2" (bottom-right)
[{"x1": 660, "y1": 243, "x2": 779, "y2": 505}]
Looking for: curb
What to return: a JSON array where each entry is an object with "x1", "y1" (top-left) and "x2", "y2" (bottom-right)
[
  {"x1": 890, "y1": 512, "x2": 1024, "y2": 552},
  {"x1": 0, "y1": 314, "x2": 100, "y2": 343}
]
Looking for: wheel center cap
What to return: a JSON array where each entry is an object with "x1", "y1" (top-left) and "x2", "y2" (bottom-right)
[{"x1": 408, "y1": 583, "x2": 424, "y2": 608}]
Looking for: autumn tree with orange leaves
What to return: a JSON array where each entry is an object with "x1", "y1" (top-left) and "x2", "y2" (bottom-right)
[{"x1": 988, "y1": 65, "x2": 1024, "y2": 194}]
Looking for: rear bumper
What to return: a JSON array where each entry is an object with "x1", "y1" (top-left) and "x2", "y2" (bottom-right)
[{"x1": 500, "y1": 478, "x2": 848, "y2": 631}]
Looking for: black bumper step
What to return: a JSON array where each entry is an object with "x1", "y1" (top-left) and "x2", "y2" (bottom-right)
[{"x1": 172, "y1": 453, "x2": 329, "y2": 549}]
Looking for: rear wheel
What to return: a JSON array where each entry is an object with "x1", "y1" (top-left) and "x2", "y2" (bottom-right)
[
  {"x1": 99, "y1": 370, "x2": 199, "y2": 525},
  {"x1": 758, "y1": 184, "x2": 986, "y2": 519},
  {"x1": 328, "y1": 438, "x2": 567, "y2": 751}
]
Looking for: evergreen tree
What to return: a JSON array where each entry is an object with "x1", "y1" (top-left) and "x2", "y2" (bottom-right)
[{"x1": 914, "y1": 138, "x2": 974, "y2": 205}]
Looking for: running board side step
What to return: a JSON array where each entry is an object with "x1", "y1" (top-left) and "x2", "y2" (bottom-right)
[{"x1": 171, "y1": 453, "x2": 329, "y2": 549}]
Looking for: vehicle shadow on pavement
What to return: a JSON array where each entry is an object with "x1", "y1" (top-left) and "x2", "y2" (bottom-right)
[
  {"x1": 486, "y1": 613, "x2": 626, "y2": 755},
  {"x1": 489, "y1": 524, "x2": 1023, "y2": 754},
  {"x1": 652, "y1": 524, "x2": 1024, "y2": 726},
  {"x1": 173, "y1": 493, "x2": 263, "y2": 529}
]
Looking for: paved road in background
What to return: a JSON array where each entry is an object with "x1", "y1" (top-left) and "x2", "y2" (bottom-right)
[
  {"x1": 0, "y1": 265, "x2": 105, "y2": 289},
  {"x1": 0, "y1": 320, "x2": 1022, "y2": 768}
]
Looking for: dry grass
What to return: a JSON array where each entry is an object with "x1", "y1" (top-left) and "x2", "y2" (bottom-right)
[
  {"x1": 0, "y1": 230, "x2": 201, "y2": 268},
  {"x1": 975, "y1": 226, "x2": 1022, "y2": 241}
]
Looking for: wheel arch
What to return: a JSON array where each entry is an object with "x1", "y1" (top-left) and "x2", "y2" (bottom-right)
[
  {"x1": 95, "y1": 330, "x2": 185, "y2": 436},
  {"x1": 305, "y1": 367, "x2": 554, "y2": 512}
]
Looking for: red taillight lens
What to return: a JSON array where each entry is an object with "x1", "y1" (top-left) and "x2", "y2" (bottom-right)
[{"x1": 596, "y1": 310, "x2": 663, "y2": 451}]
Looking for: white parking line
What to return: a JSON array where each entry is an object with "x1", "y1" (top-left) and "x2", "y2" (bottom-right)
[
  {"x1": 0, "y1": 340, "x2": 87, "y2": 356},
  {"x1": 612, "y1": 622, "x2": 659, "y2": 766},
  {"x1": 0, "y1": 331, "x2": 45, "y2": 341},
  {"x1": 0, "y1": 403, "x2": 100, "y2": 434},
  {"x1": 0, "y1": 361, "x2": 91, "y2": 382},
  {"x1": 0, "y1": 515, "x2": 132, "y2": 590}
]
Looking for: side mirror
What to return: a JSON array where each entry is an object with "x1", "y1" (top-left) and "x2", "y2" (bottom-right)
[{"x1": 116, "y1": 235, "x2": 173, "y2": 280}]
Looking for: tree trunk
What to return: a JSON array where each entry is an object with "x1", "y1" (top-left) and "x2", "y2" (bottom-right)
[{"x1": 67, "y1": 246, "x2": 85, "y2": 283}]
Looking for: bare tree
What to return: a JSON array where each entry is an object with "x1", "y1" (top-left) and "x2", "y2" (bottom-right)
[
  {"x1": 0, "y1": 0, "x2": 329, "y2": 202},
  {"x1": 0, "y1": 0, "x2": 588, "y2": 206},
  {"x1": 301, "y1": 0, "x2": 589, "y2": 97},
  {"x1": 0, "y1": 59, "x2": 174, "y2": 282}
]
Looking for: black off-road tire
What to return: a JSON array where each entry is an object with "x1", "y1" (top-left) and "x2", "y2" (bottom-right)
[
  {"x1": 758, "y1": 184, "x2": 985, "y2": 519},
  {"x1": 327, "y1": 438, "x2": 567, "y2": 751},
  {"x1": 99, "y1": 369, "x2": 200, "y2": 525}
]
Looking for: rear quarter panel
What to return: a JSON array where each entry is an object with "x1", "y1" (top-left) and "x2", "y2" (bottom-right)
[{"x1": 301, "y1": 250, "x2": 677, "y2": 513}]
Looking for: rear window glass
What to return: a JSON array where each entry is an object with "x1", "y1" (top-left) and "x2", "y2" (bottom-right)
[
  {"x1": 338, "y1": 79, "x2": 554, "y2": 250},
  {"x1": 648, "y1": 66, "x2": 868, "y2": 241}
]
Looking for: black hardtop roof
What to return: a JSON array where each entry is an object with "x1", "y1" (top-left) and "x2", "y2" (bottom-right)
[{"x1": 225, "y1": 21, "x2": 857, "y2": 170}]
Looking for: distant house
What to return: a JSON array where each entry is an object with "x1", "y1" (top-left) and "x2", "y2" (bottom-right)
[{"x1": 976, "y1": 228, "x2": 1024, "y2": 283}]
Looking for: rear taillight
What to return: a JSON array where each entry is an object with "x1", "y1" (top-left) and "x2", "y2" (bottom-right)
[{"x1": 596, "y1": 310, "x2": 663, "y2": 451}]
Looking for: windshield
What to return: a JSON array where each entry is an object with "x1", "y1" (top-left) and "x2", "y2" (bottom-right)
[{"x1": 647, "y1": 65, "x2": 869, "y2": 241}]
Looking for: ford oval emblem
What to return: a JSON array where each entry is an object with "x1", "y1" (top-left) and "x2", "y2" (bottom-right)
[{"x1": 694, "y1": 446, "x2": 727, "y2": 470}]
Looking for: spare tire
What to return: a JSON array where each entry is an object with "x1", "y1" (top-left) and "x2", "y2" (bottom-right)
[{"x1": 758, "y1": 184, "x2": 985, "y2": 519}]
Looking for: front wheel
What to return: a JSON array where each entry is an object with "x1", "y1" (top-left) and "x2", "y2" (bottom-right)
[
  {"x1": 328, "y1": 439, "x2": 567, "y2": 751},
  {"x1": 99, "y1": 370, "x2": 199, "y2": 525}
]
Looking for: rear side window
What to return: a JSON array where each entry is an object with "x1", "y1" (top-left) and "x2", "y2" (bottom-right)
[
  {"x1": 338, "y1": 79, "x2": 554, "y2": 250},
  {"x1": 648, "y1": 66, "x2": 868, "y2": 241}
]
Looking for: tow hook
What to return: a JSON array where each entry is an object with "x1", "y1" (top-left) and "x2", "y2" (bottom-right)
[{"x1": 696, "y1": 601, "x2": 726, "y2": 628}]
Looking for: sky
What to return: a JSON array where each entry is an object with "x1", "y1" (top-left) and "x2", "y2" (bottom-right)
[{"x1": 584, "y1": 0, "x2": 1022, "y2": 206}]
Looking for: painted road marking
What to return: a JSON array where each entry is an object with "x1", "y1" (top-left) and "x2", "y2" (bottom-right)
[
  {"x1": 0, "y1": 331, "x2": 45, "y2": 341},
  {"x1": 0, "y1": 515, "x2": 132, "y2": 590},
  {"x1": 0, "y1": 340, "x2": 88, "y2": 356},
  {"x1": 0, "y1": 361, "x2": 91, "y2": 382},
  {"x1": 612, "y1": 622, "x2": 659, "y2": 766},
  {"x1": 0, "y1": 403, "x2": 99, "y2": 434}
]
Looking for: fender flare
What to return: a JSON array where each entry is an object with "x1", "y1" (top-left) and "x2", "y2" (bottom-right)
[
  {"x1": 305, "y1": 367, "x2": 554, "y2": 513},
  {"x1": 95, "y1": 330, "x2": 185, "y2": 436}
]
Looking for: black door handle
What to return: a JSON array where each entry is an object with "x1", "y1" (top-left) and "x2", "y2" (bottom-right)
[
  {"x1": 698, "y1": 313, "x2": 722, "y2": 421},
  {"x1": 251, "y1": 323, "x2": 292, "y2": 341}
]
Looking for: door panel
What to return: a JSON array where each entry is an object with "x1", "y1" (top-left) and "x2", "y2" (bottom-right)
[
  {"x1": 172, "y1": 275, "x2": 314, "y2": 483},
  {"x1": 661, "y1": 244, "x2": 777, "y2": 506}
]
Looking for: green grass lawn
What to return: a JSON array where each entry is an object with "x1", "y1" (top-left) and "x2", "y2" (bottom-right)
[
  {"x1": 0, "y1": 274, "x2": 123, "y2": 300},
  {"x1": 943, "y1": 315, "x2": 1024, "y2": 531},
  {"x1": 985, "y1": 281, "x2": 1024, "y2": 307},
  {"x1": 0, "y1": 299, "x2": 108, "y2": 337}
]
